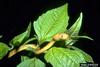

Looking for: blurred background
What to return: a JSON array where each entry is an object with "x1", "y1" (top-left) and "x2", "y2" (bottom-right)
[{"x1": 0, "y1": 0, "x2": 99, "y2": 66}]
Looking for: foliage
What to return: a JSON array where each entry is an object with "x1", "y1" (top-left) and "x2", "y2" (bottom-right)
[
  {"x1": 0, "y1": 3, "x2": 94, "y2": 67},
  {"x1": 0, "y1": 42, "x2": 10, "y2": 60}
]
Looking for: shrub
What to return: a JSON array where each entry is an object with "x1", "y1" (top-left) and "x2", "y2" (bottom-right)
[{"x1": 0, "y1": 3, "x2": 94, "y2": 67}]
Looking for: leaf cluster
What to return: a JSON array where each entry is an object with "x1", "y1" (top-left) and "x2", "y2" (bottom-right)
[{"x1": 0, "y1": 3, "x2": 93, "y2": 67}]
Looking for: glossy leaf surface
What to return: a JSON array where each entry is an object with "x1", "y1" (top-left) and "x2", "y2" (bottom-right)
[
  {"x1": 45, "y1": 47, "x2": 86, "y2": 67},
  {"x1": 34, "y1": 4, "x2": 69, "y2": 44},
  {"x1": 10, "y1": 23, "x2": 31, "y2": 47}
]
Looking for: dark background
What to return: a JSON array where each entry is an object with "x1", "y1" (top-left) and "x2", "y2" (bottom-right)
[{"x1": 0, "y1": 0, "x2": 99, "y2": 67}]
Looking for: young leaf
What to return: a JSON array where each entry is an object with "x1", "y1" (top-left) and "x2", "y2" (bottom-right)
[
  {"x1": 67, "y1": 13, "x2": 83, "y2": 36},
  {"x1": 65, "y1": 13, "x2": 84, "y2": 46},
  {"x1": 70, "y1": 46, "x2": 94, "y2": 63},
  {"x1": 0, "y1": 42, "x2": 10, "y2": 60},
  {"x1": 17, "y1": 57, "x2": 45, "y2": 67},
  {"x1": 45, "y1": 47, "x2": 86, "y2": 67},
  {"x1": 9, "y1": 22, "x2": 31, "y2": 47},
  {"x1": 34, "y1": 3, "x2": 69, "y2": 44}
]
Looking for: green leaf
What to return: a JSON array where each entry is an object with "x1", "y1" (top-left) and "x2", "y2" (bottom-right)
[
  {"x1": 34, "y1": 3, "x2": 69, "y2": 44},
  {"x1": 17, "y1": 57, "x2": 45, "y2": 67},
  {"x1": 65, "y1": 13, "x2": 83, "y2": 46},
  {"x1": 67, "y1": 13, "x2": 83, "y2": 36},
  {"x1": 10, "y1": 22, "x2": 31, "y2": 47},
  {"x1": 66, "y1": 13, "x2": 93, "y2": 46},
  {"x1": 45, "y1": 47, "x2": 86, "y2": 67},
  {"x1": 70, "y1": 46, "x2": 94, "y2": 63},
  {"x1": 0, "y1": 42, "x2": 10, "y2": 60},
  {"x1": 21, "y1": 56, "x2": 30, "y2": 62}
]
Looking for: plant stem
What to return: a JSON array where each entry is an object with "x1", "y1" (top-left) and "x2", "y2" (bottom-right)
[
  {"x1": 35, "y1": 40, "x2": 55, "y2": 54},
  {"x1": 17, "y1": 44, "x2": 37, "y2": 52}
]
